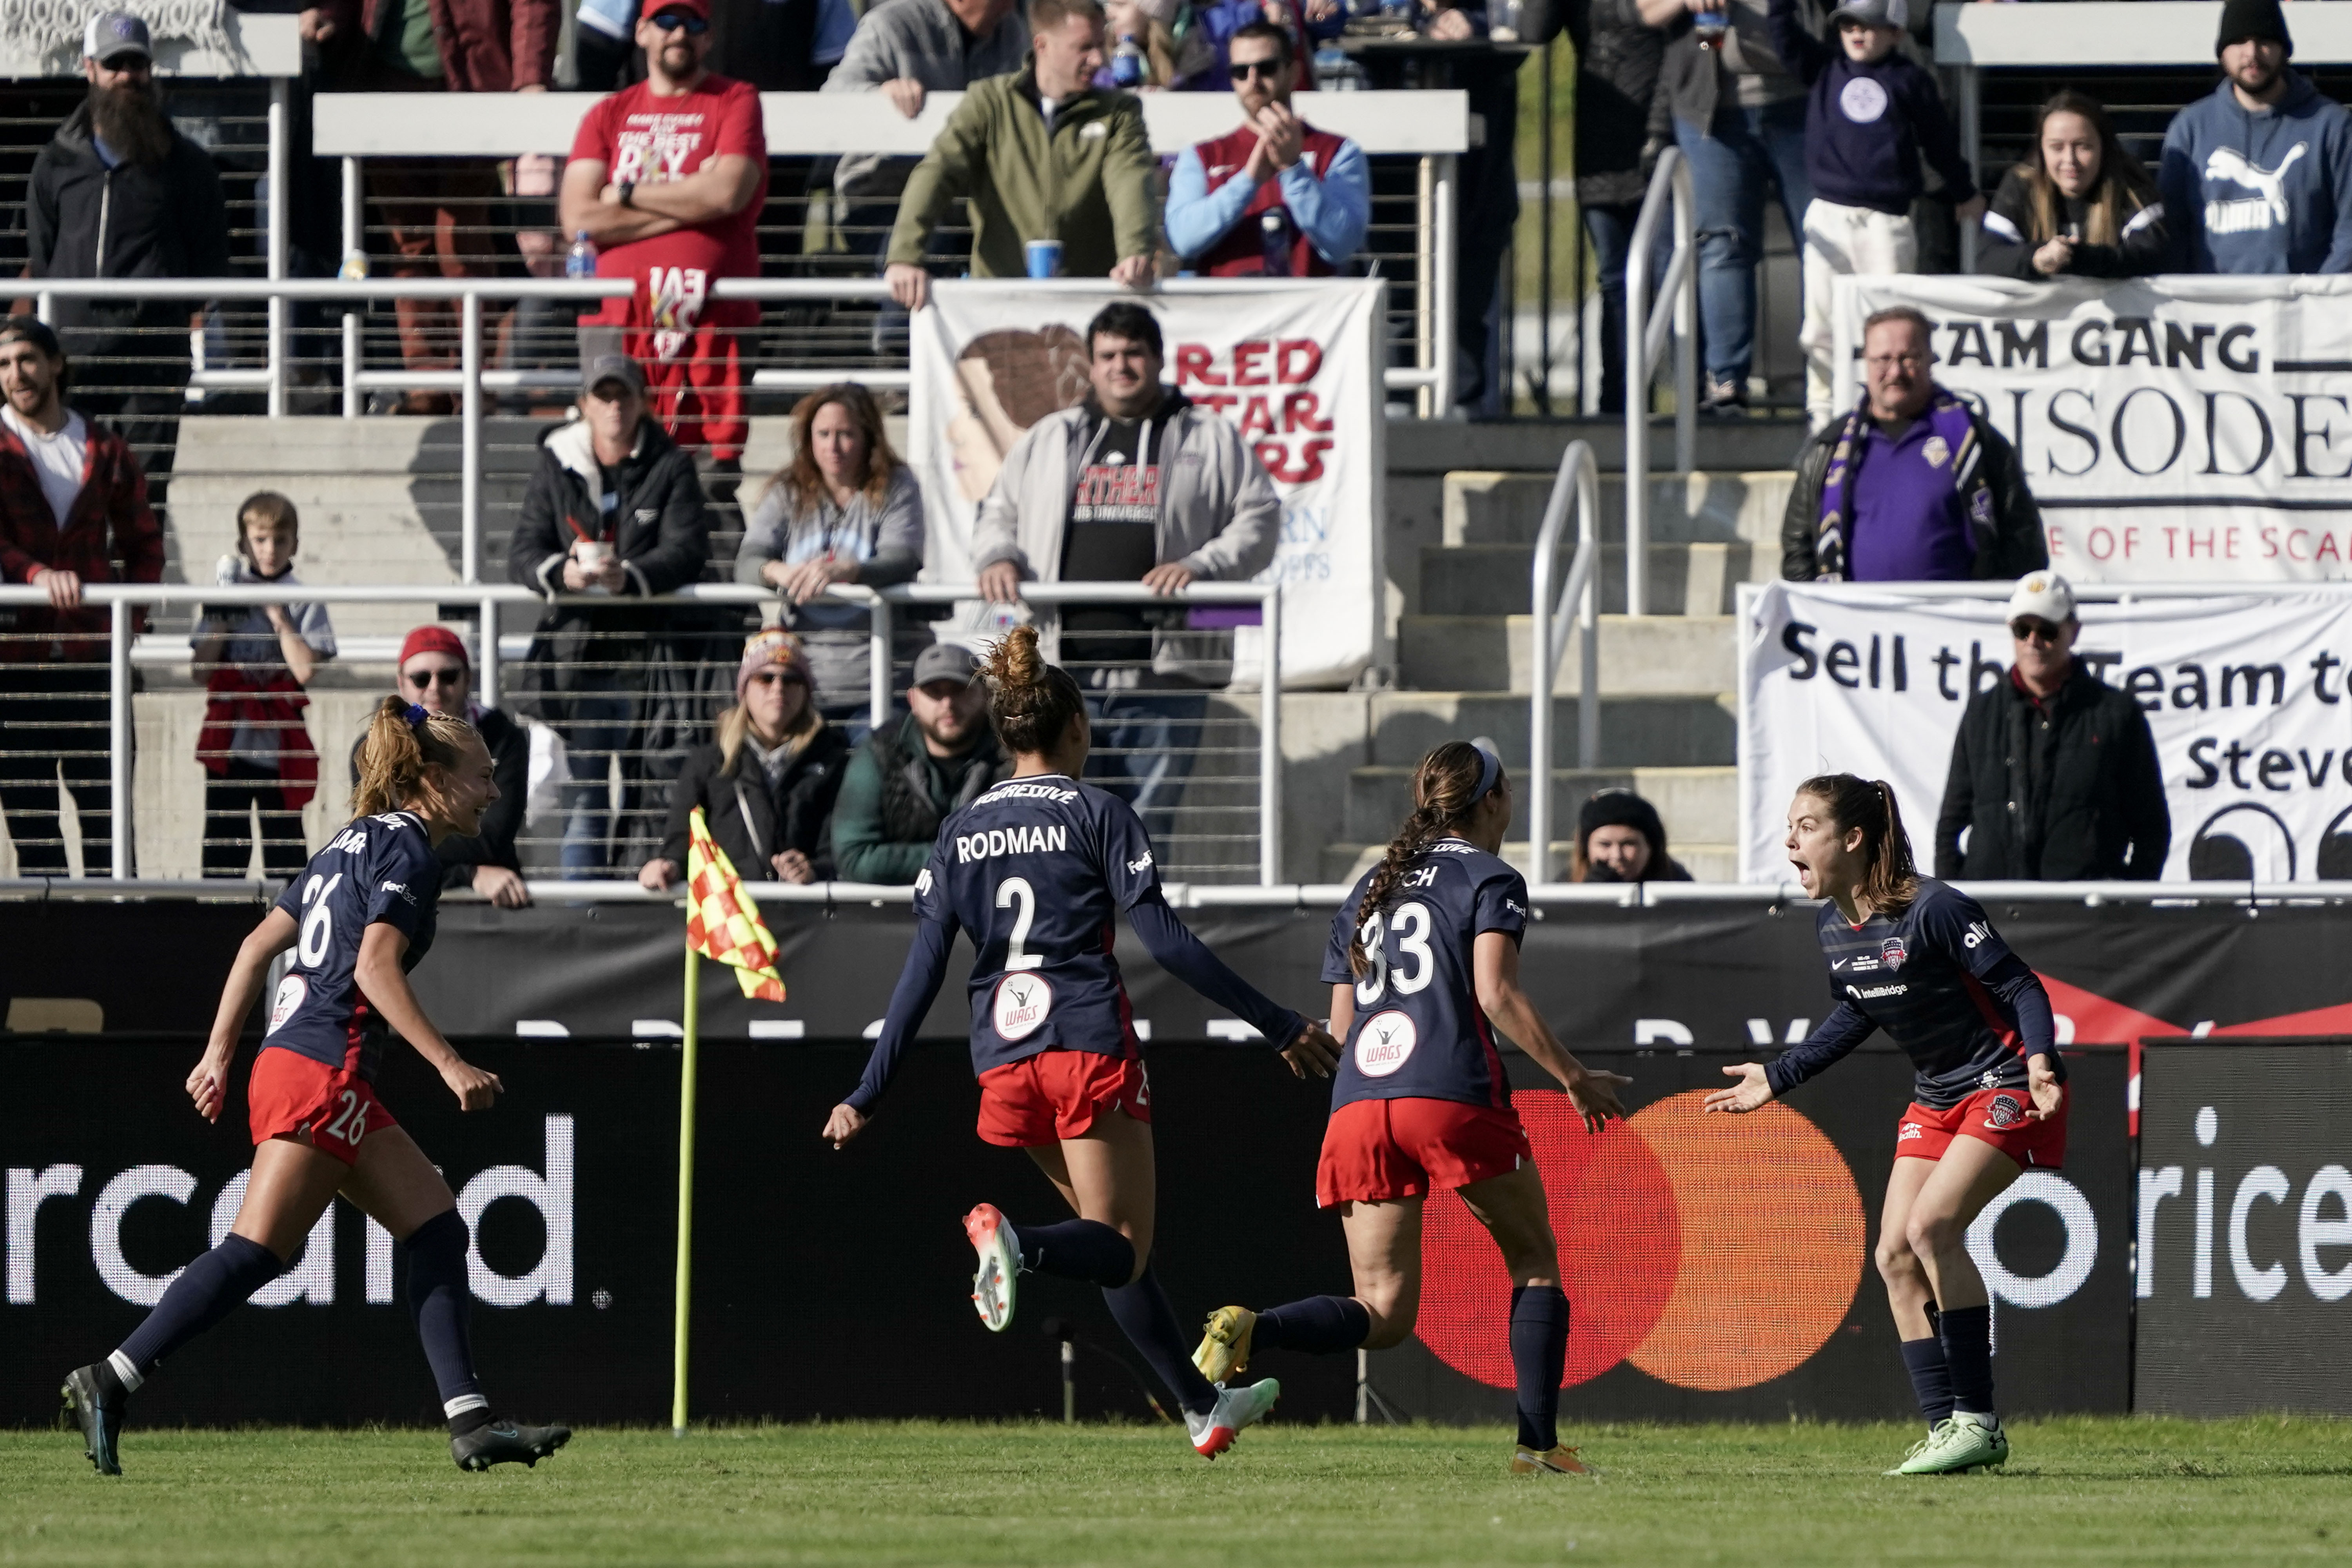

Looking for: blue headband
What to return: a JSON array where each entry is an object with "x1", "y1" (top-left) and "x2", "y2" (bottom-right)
[
  {"x1": 403, "y1": 703, "x2": 430, "y2": 731},
  {"x1": 1469, "y1": 737, "x2": 1503, "y2": 802}
]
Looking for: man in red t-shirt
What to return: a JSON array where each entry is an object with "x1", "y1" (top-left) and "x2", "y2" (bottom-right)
[{"x1": 560, "y1": 0, "x2": 768, "y2": 468}]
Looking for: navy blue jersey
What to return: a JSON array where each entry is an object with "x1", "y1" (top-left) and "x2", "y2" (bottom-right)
[
  {"x1": 913, "y1": 772, "x2": 1159, "y2": 1073},
  {"x1": 1318, "y1": 837, "x2": 1528, "y2": 1112},
  {"x1": 1769, "y1": 878, "x2": 2063, "y2": 1110},
  {"x1": 261, "y1": 811, "x2": 442, "y2": 1080}
]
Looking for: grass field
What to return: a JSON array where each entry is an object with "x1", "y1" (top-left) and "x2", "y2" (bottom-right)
[{"x1": 5, "y1": 1417, "x2": 2350, "y2": 1566}]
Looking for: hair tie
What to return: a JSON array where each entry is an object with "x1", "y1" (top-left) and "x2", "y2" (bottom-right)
[
  {"x1": 1468, "y1": 737, "x2": 1503, "y2": 803},
  {"x1": 404, "y1": 703, "x2": 430, "y2": 730}
]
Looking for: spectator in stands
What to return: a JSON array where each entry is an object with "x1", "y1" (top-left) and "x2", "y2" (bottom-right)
[
  {"x1": 573, "y1": 0, "x2": 853, "y2": 90},
  {"x1": 2159, "y1": 0, "x2": 2352, "y2": 275},
  {"x1": 345, "y1": 625, "x2": 532, "y2": 906},
  {"x1": 1568, "y1": 0, "x2": 1667, "y2": 414},
  {"x1": 311, "y1": 0, "x2": 556, "y2": 412},
  {"x1": 640, "y1": 629, "x2": 851, "y2": 888},
  {"x1": 830, "y1": 642, "x2": 1009, "y2": 884},
  {"x1": 1780, "y1": 307, "x2": 2046, "y2": 584},
  {"x1": 822, "y1": 0, "x2": 1029, "y2": 261},
  {"x1": 1570, "y1": 789, "x2": 1694, "y2": 884},
  {"x1": 974, "y1": 300, "x2": 1279, "y2": 838},
  {"x1": 562, "y1": 0, "x2": 768, "y2": 483},
  {"x1": 1164, "y1": 21, "x2": 1368, "y2": 275},
  {"x1": 21, "y1": 11, "x2": 230, "y2": 508},
  {"x1": 1190, "y1": 0, "x2": 1340, "y2": 89},
  {"x1": 0, "y1": 316, "x2": 162, "y2": 877},
  {"x1": 510, "y1": 353, "x2": 713, "y2": 876},
  {"x1": 1935, "y1": 572, "x2": 2170, "y2": 882},
  {"x1": 735, "y1": 383, "x2": 926, "y2": 726},
  {"x1": 1977, "y1": 91, "x2": 2168, "y2": 282},
  {"x1": 885, "y1": 0, "x2": 1161, "y2": 312},
  {"x1": 1641, "y1": 0, "x2": 1812, "y2": 416},
  {"x1": 193, "y1": 493, "x2": 334, "y2": 879},
  {"x1": 1766, "y1": 0, "x2": 1978, "y2": 432},
  {"x1": 1098, "y1": 0, "x2": 1214, "y2": 90}
]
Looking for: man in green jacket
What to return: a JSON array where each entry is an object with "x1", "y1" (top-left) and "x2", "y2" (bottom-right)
[
  {"x1": 884, "y1": 0, "x2": 1160, "y2": 311},
  {"x1": 831, "y1": 642, "x2": 1009, "y2": 883}
]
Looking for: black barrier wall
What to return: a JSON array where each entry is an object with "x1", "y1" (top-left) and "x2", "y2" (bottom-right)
[{"x1": 2136, "y1": 1039, "x2": 2352, "y2": 1417}]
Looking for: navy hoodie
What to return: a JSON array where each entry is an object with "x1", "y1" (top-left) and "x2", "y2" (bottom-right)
[
  {"x1": 2158, "y1": 71, "x2": 2352, "y2": 274},
  {"x1": 1766, "y1": 0, "x2": 1972, "y2": 215}
]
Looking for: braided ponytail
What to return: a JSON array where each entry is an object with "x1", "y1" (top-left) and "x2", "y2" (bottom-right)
[{"x1": 1348, "y1": 740, "x2": 1494, "y2": 976}]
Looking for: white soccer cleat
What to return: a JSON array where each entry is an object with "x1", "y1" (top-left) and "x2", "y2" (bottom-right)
[
  {"x1": 962, "y1": 1203, "x2": 1019, "y2": 1332},
  {"x1": 1186, "y1": 1377, "x2": 1281, "y2": 1459}
]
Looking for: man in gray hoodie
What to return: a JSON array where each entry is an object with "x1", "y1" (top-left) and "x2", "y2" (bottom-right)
[{"x1": 2158, "y1": 0, "x2": 2352, "y2": 274}]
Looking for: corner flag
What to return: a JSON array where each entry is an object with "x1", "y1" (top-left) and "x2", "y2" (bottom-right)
[{"x1": 685, "y1": 805, "x2": 787, "y2": 1001}]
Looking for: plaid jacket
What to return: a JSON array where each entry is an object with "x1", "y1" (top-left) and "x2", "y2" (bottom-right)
[{"x1": 0, "y1": 413, "x2": 165, "y2": 661}]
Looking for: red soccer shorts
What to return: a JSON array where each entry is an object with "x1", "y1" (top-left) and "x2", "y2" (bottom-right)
[
  {"x1": 247, "y1": 1044, "x2": 395, "y2": 1167},
  {"x1": 1896, "y1": 1084, "x2": 2067, "y2": 1170},
  {"x1": 975, "y1": 1049, "x2": 1152, "y2": 1148},
  {"x1": 1316, "y1": 1095, "x2": 1532, "y2": 1208}
]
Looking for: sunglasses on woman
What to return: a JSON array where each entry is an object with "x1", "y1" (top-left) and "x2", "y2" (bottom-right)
[
  {"x1": 651, "y1": 11, "x2": 711, "y2": 34},
  {"x1": 749, "y1": 669, "x2": 807, "y2": 687}
]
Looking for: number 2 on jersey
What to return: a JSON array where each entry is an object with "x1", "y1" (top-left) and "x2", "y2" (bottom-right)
[
  {"x1": 1354, "y1": 901, "x2": 1434, "y2": 1005},
  {"x1": 996, "y1": 876, "x2": 1042, "y2": 971}
]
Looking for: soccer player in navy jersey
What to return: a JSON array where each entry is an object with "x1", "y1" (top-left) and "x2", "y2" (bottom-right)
[
  {"x1": 1706, "y1": 773, "x2": 2065, "y2": 1477},
  {"x1": 1190, "y1": 740, "x2": 1630, "y2": 1476},
  {"x1": 60, "y1": 698, "x2": 570, "y2": 1477},
  {"x1": 822, "y1": 626, "x2": 1342, "y2": 1459}
]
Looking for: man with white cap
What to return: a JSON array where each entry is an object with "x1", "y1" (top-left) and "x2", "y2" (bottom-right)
[{"x1": 1933, "y1": 572, "x2": 2170, "y2": 882}]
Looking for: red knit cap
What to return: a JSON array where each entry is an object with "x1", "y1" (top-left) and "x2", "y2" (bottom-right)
[{"x1": 399, "y1": 624, "x2": 471, "y2": 670}]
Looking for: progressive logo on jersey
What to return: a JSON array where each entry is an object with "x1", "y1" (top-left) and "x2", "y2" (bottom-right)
[
  {"x1": 993, "y1": 973, "x2": 1054, "y2": 1042},
  {"x1": 1355, "y1": 1010, "x2": 1418, "y2": 1077}
]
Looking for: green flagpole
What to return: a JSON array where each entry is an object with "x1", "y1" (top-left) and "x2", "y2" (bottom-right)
[{"x1": 672, "y1": 943, "x2": 700, "y2": 1437}]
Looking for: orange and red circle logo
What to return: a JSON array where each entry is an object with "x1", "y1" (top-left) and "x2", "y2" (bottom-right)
[{"x1": 1417, "y1": 1090, "x2": 1866, "y2": 1390}]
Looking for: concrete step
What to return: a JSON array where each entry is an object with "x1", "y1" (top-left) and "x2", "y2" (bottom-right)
[
  {"x1": 1420, "y1": 542, "x2": 1758, "y2": 617},
  {"x1": 1356, "y1": 690, "x2": 1736, "y2": 769},
  {"x1": 1344, "y1": 764, "x2": 1735, "y2": 847},
  {"x1": 1387, "y1": 417, "x2": 1808, "y2": 476},
  {"x1": 1398, "y1": 614, "x2": 1736, "y2": 696},
  {"x1": 1319, "y1": 838, "x2": 1741, "y2": 884},
  {"x1": 1443, "y1": 470, "x2": 1793, "y2": 548}
]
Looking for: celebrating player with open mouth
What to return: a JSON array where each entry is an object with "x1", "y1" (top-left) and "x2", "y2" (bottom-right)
[
  {"x1": 1707, "y1": 774, "x2": 2064, "y2": 1477},
  {"x1": 822, "y1": 626, "x2": 1339, "y2": 1459},
  {"x1": 60, "y1": 699, "x2": 571, "y2": 1476},
  {"x1": 1191, "y1": 740, "x2": 1630, "y2": 1476}
]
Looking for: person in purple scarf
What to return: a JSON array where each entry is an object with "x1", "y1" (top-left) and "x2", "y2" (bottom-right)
[{"x1": 1779, "y1": 307, "x2": 2048, "y2": 583}]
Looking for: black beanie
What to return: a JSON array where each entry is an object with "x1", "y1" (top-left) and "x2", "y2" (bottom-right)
[
  {"x1": 1578, "y1": 788, "x2": 1669, "y2": 862},
  {"x1": 2217, "y1": 0, "x2": 2290, "y2": 57}
]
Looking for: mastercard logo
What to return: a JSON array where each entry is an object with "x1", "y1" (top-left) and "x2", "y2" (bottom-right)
[{"x1": 1418, "y1": 1089, "x2": 1866, "y2": 1391}]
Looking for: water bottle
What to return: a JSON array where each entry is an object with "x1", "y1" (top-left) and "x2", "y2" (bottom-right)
[
  {"x1": 1693, "y1": 7, "x2": 1728, "y2": 44},
  {"x1": 1112, "y1": 32, "x2": 1145, "y2": 87},
  {"x1": 338, "y1": 247, "x2": 368, "y2": 280},
  {"x1": 565, "y1": 230, "x2": 598, "y2": 280}
]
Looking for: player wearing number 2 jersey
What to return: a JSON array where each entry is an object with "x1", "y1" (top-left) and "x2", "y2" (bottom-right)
[
  {"x1": 825, "y1": 626, "x2": 1341, "y2": 1460},
  {"x1": 60, "y1": 698, "x2": 570, "y2": 1477},
  {"x1": 1191, "y1": 740, "x2": 1630, "y2": 1477}
]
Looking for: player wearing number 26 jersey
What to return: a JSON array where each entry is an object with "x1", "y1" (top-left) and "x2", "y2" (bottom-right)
[
  {"x1": 60, "y1": 699, "x2": 567, "y2": 1480},
  {"x1": 826, "y1": 628, "x2": 1339, "y2": 1461},
  {"x1": 1191, "y1": 741, "x2": 1630, "y2": 1478}
]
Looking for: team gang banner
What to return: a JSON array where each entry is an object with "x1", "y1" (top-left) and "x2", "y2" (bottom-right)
[
  {"x1": 907, "y1": 279, "x2": 1383, "y2": 687},
  {"x1": 1739, "y1": 582, "x2": 2352, "y2": 882},
  {"x1": 1832, "y1": 274, "x2": 2352, "y2": 581}
]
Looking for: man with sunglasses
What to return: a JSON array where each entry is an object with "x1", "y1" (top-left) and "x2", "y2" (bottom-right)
[
  {"x1": 1934, "y1": 572, "x2": 2170, "y2": 882},
  {"x1": 1165, "y1": 20, "x2": 1367, "y2": 276},
  {"x1": 562, "y1": 0, "x2": 768, "y2": 474}
]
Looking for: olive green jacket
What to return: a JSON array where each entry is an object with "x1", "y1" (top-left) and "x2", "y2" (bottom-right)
[{"x1": 886, "y1": 62, "x2": 1160, "y2": 278}]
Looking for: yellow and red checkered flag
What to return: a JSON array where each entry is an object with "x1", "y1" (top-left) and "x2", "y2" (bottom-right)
[{"x1": 685, "y1": 806, "x2": 787, "y2": 1002}]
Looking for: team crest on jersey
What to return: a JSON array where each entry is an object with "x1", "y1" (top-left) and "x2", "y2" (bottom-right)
[
  {"x1": 1354, "y1": 1009, "x2": 1418, "y2": 1077},
  {"x1": 1983, "y1": 1093, "x2": 2027, "y2": 1129},
  {"x1": 1879, "y1": 936, "x2": 1908, "y2": 972},
  {"x1": 266, "y1": 973, "x2": 308, "y2": 1036},
  {"x1": 993, "y1": 973, "x2": 1054, "y2": 1042}
]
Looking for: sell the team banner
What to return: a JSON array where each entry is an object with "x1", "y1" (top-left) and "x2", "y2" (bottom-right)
[
  {"x1": 1739, "y1": 581, "x2": 2352, "y2": 882},
  {"x1": 1831, "y1": 273, "x2": 2352, "y2": 582},
  {"x1": 907, "y1": 279, "x2": 1385, "y2": 688}
]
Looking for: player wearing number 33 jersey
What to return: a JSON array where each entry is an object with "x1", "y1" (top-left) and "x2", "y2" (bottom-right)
[{"x1": 826, "y1": 628, "x2": 1341, "y2": 1462}]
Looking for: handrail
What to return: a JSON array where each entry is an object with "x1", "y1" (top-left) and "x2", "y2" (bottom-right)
[
  {"x1": 1524, "y1": 440, "x2": 1601, "y2": 880},
  {"x1": 1622, "y1": 148, "x2": 1697, "y2": 621}
]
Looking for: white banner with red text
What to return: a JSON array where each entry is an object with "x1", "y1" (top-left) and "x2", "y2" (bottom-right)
[
  {"x1": 1738, "y1": 581, "x2": 2352, "y2": 882},
  {"x1": 906, "y1": 278, "x2": 1383, "y2": 688},
  {"x1": 1832, "y1": 274, "x2": 2352, "y2": 582}
]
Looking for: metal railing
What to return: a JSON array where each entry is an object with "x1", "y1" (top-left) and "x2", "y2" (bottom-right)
[
  {"x1": 0, "y1": 579, "x2": 1283, "y2": 887},
  {"x1": 1621, "y1": 148, "x2": 1697, "y2": 621},
  {"x1": 1523, "y1": 440, "x2": 1600, "y2": 880}
]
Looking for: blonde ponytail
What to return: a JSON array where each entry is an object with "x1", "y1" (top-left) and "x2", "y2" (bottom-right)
[{"x1": 352, "y1": 696, "x2": 476, "y2": 818}]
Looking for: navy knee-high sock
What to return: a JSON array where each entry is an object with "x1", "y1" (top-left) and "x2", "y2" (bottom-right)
[
  {"x1": 1938, "y1": 1304, "x2": 1994, "y2": 1417},
  {"x1": 1005, "y1": 1216, "x2": 1134, "y2": 1288},
  {"x1": 405, "y1": 1210, "x2": 489, "y2": 1435},
  {"x1": 1252, "y1": 1295, "x2": 1371, "y2": 1356},
  {"x1": 1508, "y1": 1285, "x2": 1570, "y2": 1451},
  {"x1": 109, "y1": 1234, "x2": 286, "y2": 1390},
  {"x1": 1899, "y1": 1336, "x2": 1955, "y2": 1429},
  {"x1": 1103, "y1": 1265, "x2": 1219, "y2": 1418}
]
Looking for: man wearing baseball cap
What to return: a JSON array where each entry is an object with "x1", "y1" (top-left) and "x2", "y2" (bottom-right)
[
  {"x1": 829, "y1": 641, "x2": 1010, "y2": 884},
  {"x1": 1933, "y1": 572, "x2": 2171, "y2": 882}
]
